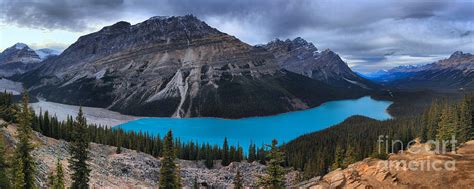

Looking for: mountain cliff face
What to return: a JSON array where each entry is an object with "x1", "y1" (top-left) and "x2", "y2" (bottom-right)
[
  {"x1": 261, "y1": 38, "x2": 377, "y2": 91},
  {"x1": 366, "y1": 51, "x2": 474, "y2": 91},
  {"x1": 0, "y1": 43, "x2": 42, "y2": 76},
  {"x1": 18, "y1": 15, "x2": 360, "y2": 118}
]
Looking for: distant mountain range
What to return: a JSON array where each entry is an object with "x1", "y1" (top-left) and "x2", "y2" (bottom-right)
[
  {"x1": 363, "y1": 51, "x2": 473, "y2": 91},
  {"x1": 0, "y1": 43, "x2": 60, "y2": 76},
  {"x1": 12, "y1": 15, "x2": 375, "y2": 118}
]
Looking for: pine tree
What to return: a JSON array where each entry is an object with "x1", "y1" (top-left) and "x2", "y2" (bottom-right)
[
  {"x1": 470, "y1": 95, "x2": 474, "y2": 139},
  {"x1": 12, "y1": 159, "x2": 26, "y2": 189},
  {"x1": 0, "y1": 134, "x2": 10, "y2": 188},
  {"x1": 248, "y1": 143, "x2": 256, "y2": 163},
  {"x1": 425, "y1": 100, "x2": 442, "y2": 140},
  {"x1": 69, "y1": 107, "x2": 91, "y2": 189},
  {"x1": 237, "y1": 145, "x2": 244, "y2": 162},
  {"x1": 436, "y1": 106, "x2": 457, "y2": 150},
  {"x1": 176, "y1": 165, "x2": 182, "y2": 188},
  {"x1": 229, "y1": 146, "x2": 236, "y2": 163},
  {"x1": 221, "y1": 137, "x2": 230, "y2": 166},
  {"x1": 331, "y1": 145, "x2": 344, "y2": 170},
  {"x1": 257, "y1": 139, "x2": 286, "y2": 188},
  {"x1": 342, "y1": 145, "x2": 357, "y2": 167},
  {"x1": 457, "y1": 96, "x2": 473, "y2": 143},
  {"x1": 159, "y1": 130, "x2": 181, "y2": 188},
  {"x1": 54, "y1": 159, "x2": 65, "y2": 189},
  {"x1": 205, "y1": 144, "x2": 213, "y2": 169},
  {"x1": 12, "y1": 91, "x2": 36, "y2": 189},
  {"x1": 233, "y1": 169, "x2": 243, "y2": 189},
  {"x1": 258, "y1": 144, "x2": 266, "y2": 165}
]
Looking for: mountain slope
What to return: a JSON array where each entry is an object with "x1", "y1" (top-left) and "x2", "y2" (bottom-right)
[
  {"x1": 366, "y1": 51, "x2": 473, "y2": 91},
  {"x1": 0, "y1": 43, "x2": 42, "y2": 77},
  {"x1": 17, "y1": 15, "x2": 362, "y2": 118},
  {"x1": 1, "y1": 122, "x2": 299, "y2": 188},
  {"x1": 261, "y1": 38, "x2": 377, "y2": 92}
]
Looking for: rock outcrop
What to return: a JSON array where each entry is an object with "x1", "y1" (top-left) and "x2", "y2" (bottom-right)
[{"x1": 296, "y1": 141, "x2": 474, "y2": 188}]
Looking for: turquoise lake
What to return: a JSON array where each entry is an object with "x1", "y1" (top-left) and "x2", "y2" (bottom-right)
[{"x1": 116, "y1": 96, "x2": 392, "y2": 151}]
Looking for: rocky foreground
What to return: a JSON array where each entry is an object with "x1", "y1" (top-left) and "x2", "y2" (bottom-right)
[
  {"x1": 296, "y1": 140, "x2": 474, "y2": 188},
  {"x1": 1, "y1": 123, "x2": 299, "y2": 188}
]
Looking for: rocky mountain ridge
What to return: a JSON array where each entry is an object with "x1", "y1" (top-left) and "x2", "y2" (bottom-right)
[
  {"x1": 16, "y1": 15, "x2": 366, "y2": 118},
  {"x1": 0, "y1": 43, "x2": 59, "y2": 77},
  {"x1": 0, "y1": 43, "x2": 42, "y2": 64},
  {"x1": 365, "y1": 51, "x2": 473, "y2": 91},
  {"x1": 261, "y1": 37, "x2": 377, "y2": 91}
]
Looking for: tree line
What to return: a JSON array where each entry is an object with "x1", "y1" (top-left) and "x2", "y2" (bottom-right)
[
  {"x1": 0, "y1": 91, "x2": 286, "y2": 188},
  {"x1": 284, "y1": 94, "x2": 473, "y2": 179}
]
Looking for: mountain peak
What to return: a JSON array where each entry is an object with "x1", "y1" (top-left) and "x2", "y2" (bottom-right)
[
  {"x1": 146, "y1": 14, "x2": 197, "y2": 22},
  {"x1": 265, "y1": 37, "x2": 317, "y2": 51},
  {"x1": 140, "y1": 14, "x2": 209, "y2": 28},
  {"x1": 13, "y1": 42, "x2": 28, "y2": 50},
  {"x1": 291, "y1": 37, "x2": 316, "y2": 50},
  {"x1": 0, "y1": 42, "x2": 41, "y2": 66},
  {"x1": 101, "y1": 21, "x2": 131, "y2": 32},
  {"x1": 449, "y1": 51, "x2": 472, "y2": 59}
]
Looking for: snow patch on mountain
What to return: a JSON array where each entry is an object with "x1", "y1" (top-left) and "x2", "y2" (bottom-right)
[
  {"x1": 14, "y1": 43, "x2": 27, "y2": 49},
  {"x1": 35, "y1": 48, "x2": 60, "y2": 60},
  {"x1": 95, "y1": 69, "x2": 107, "y2": 79}
]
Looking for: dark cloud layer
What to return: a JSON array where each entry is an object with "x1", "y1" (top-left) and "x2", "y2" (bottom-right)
[
  {"x1": 0, "y1": 0, "x2": 124, "y2": 31},
  {"x1": 0, "y1": 0, "x2": 472, "y2": 72}
]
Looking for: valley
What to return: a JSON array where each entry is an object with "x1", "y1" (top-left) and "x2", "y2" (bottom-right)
[
  {"x1": 0, "y1": 6, "x2": 472, "y2": 188},
  {"x1": 116, "y1": 96, "x2": 391, "y2": 152}
]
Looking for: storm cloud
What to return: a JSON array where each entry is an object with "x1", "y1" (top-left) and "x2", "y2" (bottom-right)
[{"x1": 0, "y1": 0, "x2": 472, "y2": 72}]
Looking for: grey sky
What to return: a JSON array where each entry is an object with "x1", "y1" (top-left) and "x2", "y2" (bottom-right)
[{"x1": 0, "y1": 0, "x2": 472, "y2": 73}]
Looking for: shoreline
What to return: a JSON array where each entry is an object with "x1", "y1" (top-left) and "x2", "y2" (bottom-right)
[
  {"x1": 30, "y1": 100, "x2": 144, "y2": 127},
  {"x1": 29, "y1": 96, "x2": 393, "y2": 128}
]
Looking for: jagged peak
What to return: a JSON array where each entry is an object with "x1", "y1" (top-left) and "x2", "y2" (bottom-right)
[
  {"x1": 146, "y1": 14, "x2": 198, "y2": 22},
  {"x1": 140, "y1": 14, "x2": 205, "y2": 26},
  {"x1": 292, "y1": 37, "x2": 308, "y2": 44},
  {"x1": 265, "y1": 37, "x2": 317, "y2": 51},
  {"x1": 1, "y1": 43, "x2": 34, "y2": 53},
  {"x1": 449, "y1": 51, "x2": 472, "y2": 59},
  {"x1": 147, "y1": 16, "x2": 171, "y2": 21}
]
